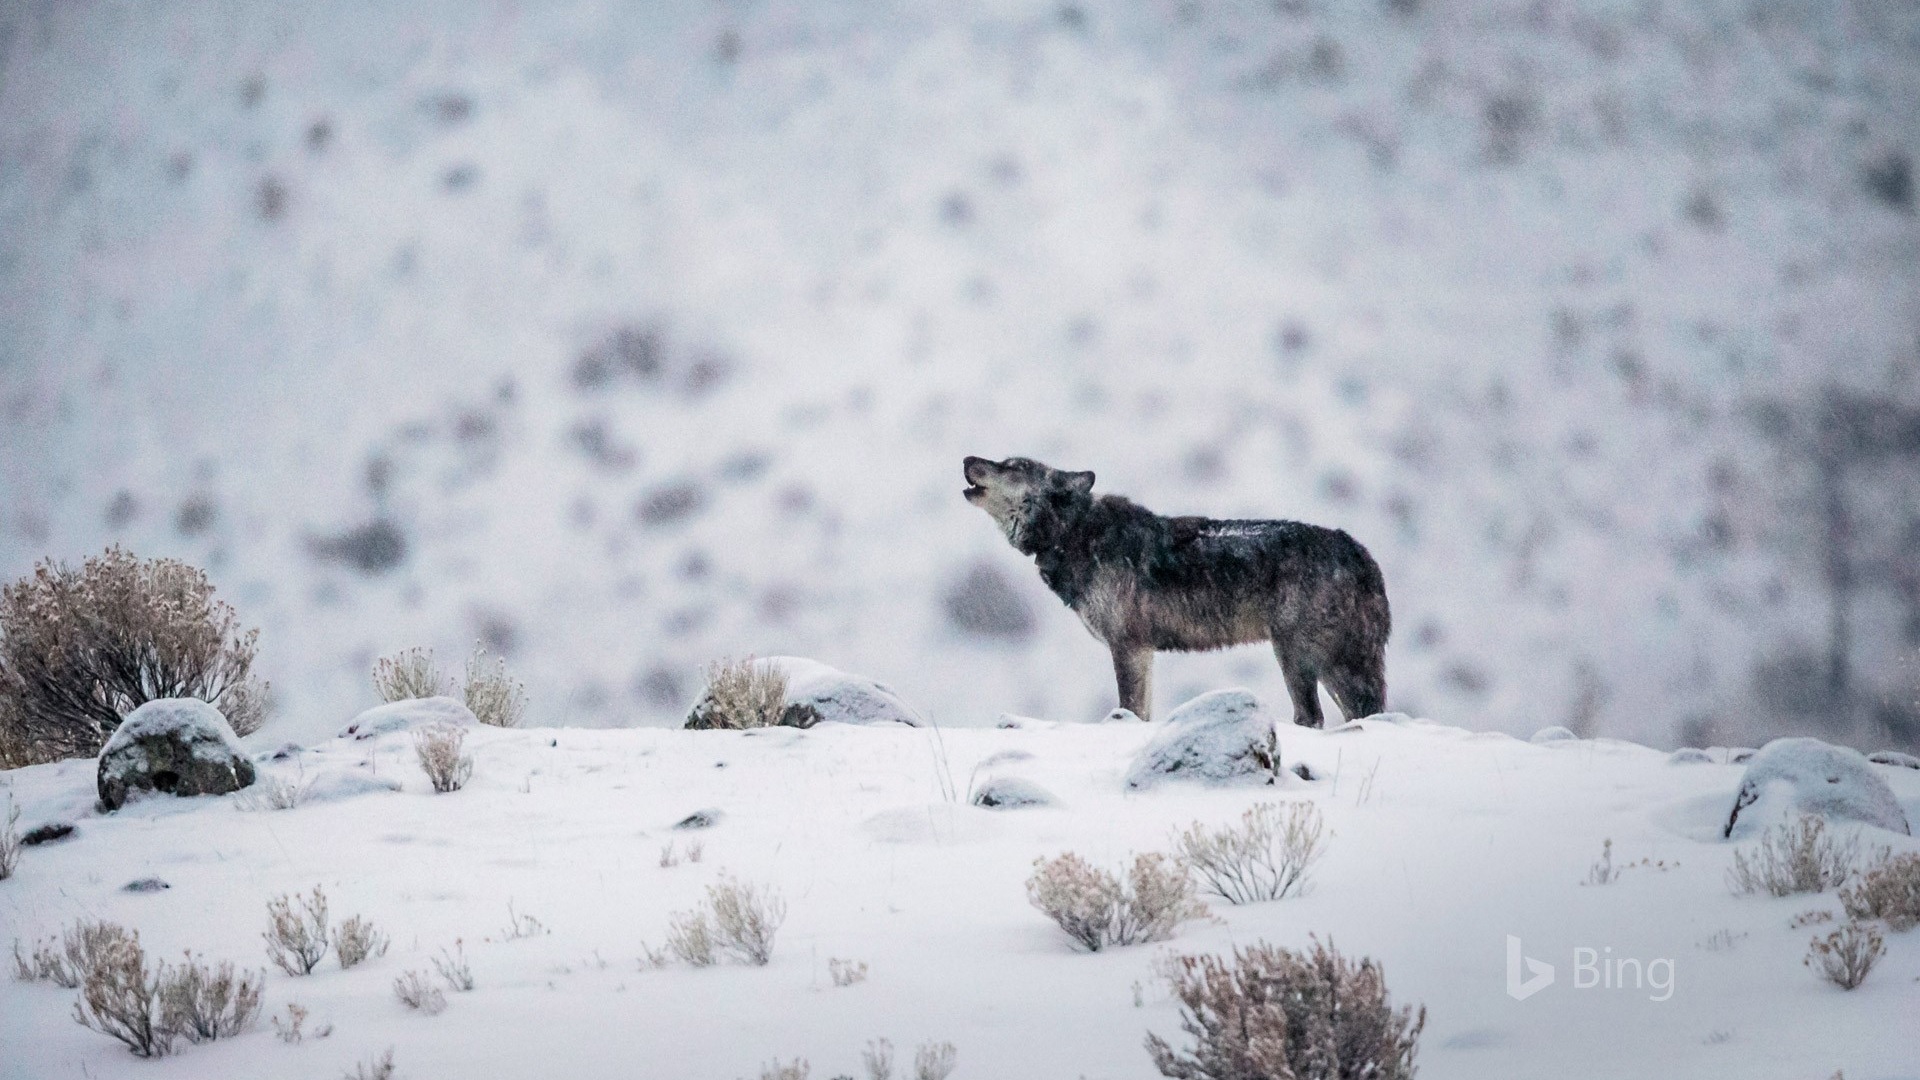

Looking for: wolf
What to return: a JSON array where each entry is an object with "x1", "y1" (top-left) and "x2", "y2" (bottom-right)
[{"x1": 962, "y1": 456, "x2": 1389, "y2": 727}]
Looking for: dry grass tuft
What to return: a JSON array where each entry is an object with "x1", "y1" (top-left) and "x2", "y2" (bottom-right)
[
  {"x1": 392, "y1": 969, "x2": 446, "y2": 1015},
  {"x1": 1173, "y1": 802, "x2": 1325, "y2": 904},
  {"x1": 433, "y1": 941, "x2": 473, "y2": 991},
  {"x1": 1147, "y1": 937, "x2": 1425, "y2": 1080},
  {"x1": 333, "y1": 914, "x2": 389, "y2": 970},
  {"x1": 1805, "y1": 920, "x2": 1885, "y2": 990},
  {"x1": 1840, "y1": 851, "x2": 1920, "y2": 931},
  {"x1": 263, "y1": 887, "x2": 331, "y2": 976},
  {"x1": 373, "y1": 647, "x2": 449, "y2": 702},
  {"x1": 829, "y1": 957, "x2": 868, "y2": 987},
  {"x1": 665, "y1": 909, "x2": 718, "y2": 967},
  {"x1": 1027, "y1": 851, "x2": 1205, "y2": 952},
  {"x1": 413, "y1": 724, "x2": 473, "y2": 793},
  {"x1": 912, "y1": 1041, "x2": 958, "y2": 1080},
  {"x1": 1727, "y1": 815, "x2": 1862, "y2": 897},
  {"x1": 346, "y1": 1048, "x2": 396, "y2": 1080},
  {"x1": 688, "y1": 656, "x2": 787, "y2": 729},
  {"x1": 758, "y1": 1060, "x2": 809, "y2": 1080},
  {"x1": 463, "y1": 645, "x2": 526, "y2": 728}
]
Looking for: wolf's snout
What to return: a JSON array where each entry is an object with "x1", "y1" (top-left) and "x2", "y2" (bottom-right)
[{"x1": 963, "y1": 456, "x2": 990, "y2": 501}]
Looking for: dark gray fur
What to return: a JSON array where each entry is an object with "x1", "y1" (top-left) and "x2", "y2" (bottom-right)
[{"x1": 963, "y1": 456, "x2": 1390, "y2": 727}]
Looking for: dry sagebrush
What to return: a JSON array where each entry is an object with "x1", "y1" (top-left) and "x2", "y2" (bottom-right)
[
  {"x1": 662, "y1": 877, "x2": 787, "y2": 966},
  {"x1": 1173, "y1": 802, "x2": 1325, "y2": 904},
  {"x1": 1805, "y1": 920, "x2": 1885, "y2": 990},
  {"x1": 1147, "y1": 938, "x2": 1425, "y2": 1080},
  {"x1": 50, "y1": 919, "x2": 262, "y2": 1058},
  {"x1": 414, "y1": 723, "x2": 474, "y2": 793},
  {"x1": 1727, "y1": 815, "x2": 1862, "y2": 897},
  {"x1": 373, "y1": 647, "x2": 450, "y2": 702},
  {"x1": 1840, "y1": 851, "x2": 1920, "y2": 931},
  {"x1": 156, "y1": 954, "x2": 264, "y2": 1044},
  {"x1": 393, "y1": 969, "x2": 447, "y2": 1014},
  {"x1": 688, "y1": 656, "x2": 788, "y2": 729},
  {"x1": 333, "y1": 914, "x2": 390, "y2": 970},
  {"x1": 263, "y1": 887, "x2": 331, "y2": 975},
  {"x1": 463, "y1": 646, "x2": 527, "y2": 728},
  {"x1": 1027, "y1": 851, "x2": 1205, "y2": 952},
  {"x1": 0, "y1": 548, "x2": 266, "y2": 766}
]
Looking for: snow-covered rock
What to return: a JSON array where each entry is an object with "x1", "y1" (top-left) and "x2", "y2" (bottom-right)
[
  {"x1": 1531, "y1": 726, "x2": 1578, "y2": 744},
  {"x1": 1869, "y1": 751, "x2": 1920, "y2": 770},
  {"x1": 1668, "y1": 748, "x2": 1713, "y2": 765},
  {"x1": 96, "y1": 699, "x2": 256, "y2": 810},
  {"x1": 303, "y1": 769, "x2": 404, "y2": 803},
  {"x1": 1099, "y1": 708, "x2": 1142, "y2": 723},
  {"x1": 685, "y1": 657, "x2": 926, "y2": 729},
  {"x1": 339, "y1": 696, "x2": 480, "y2": 740},
  {"x1": 1723, "y1": 737, "x2": 1911, "y2": 838},
  {"x1": 969, "y1": 776, "x2": 1059, "y2": 809},
  {"x1": 1124, "y1": 689, "x2": 1279, "y2": 790}
]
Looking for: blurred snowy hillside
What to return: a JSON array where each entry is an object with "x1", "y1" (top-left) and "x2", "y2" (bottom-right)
[{"x1": 2, "y1": 0, "x2": 1917, "y2": 748}]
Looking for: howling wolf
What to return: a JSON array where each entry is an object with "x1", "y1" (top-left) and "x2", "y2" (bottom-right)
[{"x1": 962, "y1": 456, "x2": 1389, "y2": 727}]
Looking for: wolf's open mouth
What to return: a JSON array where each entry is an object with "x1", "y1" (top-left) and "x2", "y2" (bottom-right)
[{"x1": 963, "y1": 485, "x2": 986, "y2": 499}]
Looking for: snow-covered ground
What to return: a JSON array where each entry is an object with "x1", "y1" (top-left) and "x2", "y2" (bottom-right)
[{"x1": 4, "y1": 705, "x2": 1917, "y2": 1079}]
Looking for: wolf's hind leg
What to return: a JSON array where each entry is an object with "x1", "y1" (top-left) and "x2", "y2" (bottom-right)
[
  {"x1": 1111, "y1": 645, "x2": 1154, "y2": 721},
  {"x1": 1273, "y1": 644, "x2": 1325, "y2": 729}
]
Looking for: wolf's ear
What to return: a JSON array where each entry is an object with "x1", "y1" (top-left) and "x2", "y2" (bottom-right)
[{"x1": 1064, "y1": 470, "x2": 1095, "y2": 494}]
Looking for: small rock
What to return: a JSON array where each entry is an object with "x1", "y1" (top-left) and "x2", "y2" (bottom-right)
[
  {"x1": 97, "y1": 698, "x2": 256, "y2": 811},
  {"x1": 1868, "y1": 750, "x2": 1920, "y2": 770},
  {"x1": 21, "y1": 822, "x2": 76, "y2": 846},
  {"x1": 970, "y1": 776, "x2": 1059, "y2": 809},
  {"x1": 1724, "y1": 737, "x2": 1910, "y2": 838},
  {"x1": 1291, "y1": 762, "x2": 1317, "y2": 781},
  {"x1": 674, "y1": 809, "x2": 723, "y2": 830},
  {"x1": 1099, "y1": 708, "x2": 1142, "y2": 723},
  {"x1": 123, "y1": 878, "x2": 170, "y2": 893},
  {"x1": 1530, "y1": 726, "x2": 1578, "y2": 744},
  {"x1": 1125, "y1": 689, "x2": 1278, "y2": 790},
  {"x1": 1668, "y1": 748, "x2": 1713, "y2": 765}
]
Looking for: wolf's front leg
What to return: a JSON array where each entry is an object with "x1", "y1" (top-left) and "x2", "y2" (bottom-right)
[{"x1": 1111, "y1": 645, "x2": 1154, "y2": 721}]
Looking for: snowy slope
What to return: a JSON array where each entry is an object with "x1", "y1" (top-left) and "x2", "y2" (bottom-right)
[
  {"x1": 2, "y1": 707, "x2": 1917, "y2": 1079},
  {"x1": 2, "y1": 1, "x2": 1918, "y2": 748}
]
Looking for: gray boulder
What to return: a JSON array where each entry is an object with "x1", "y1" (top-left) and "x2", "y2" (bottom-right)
[
  {"x1": 1125, "y1": 689, "x2": 1278, "y2": 790},
  {"x1": 97, "y1": 698, "x2": 256, "y2": 810},
  {"x1": 1724, "y1": 737, "x2": 1910, "y2": 839}
]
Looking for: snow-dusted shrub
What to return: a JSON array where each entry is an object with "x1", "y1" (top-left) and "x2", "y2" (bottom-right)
[
  {"x1": 665, "y1": 909, "x2": 718, "y2": 966},
  {"x1": 708, "y1": 876, "x2": 787, "y2": 965},
  {"x1": 263, "y1": 887, "x2": 331, "y2": 975},
  {"x1": 71, "y1": 922, "x2": 171, "y2": 1057},
  {"x1": 392, "y1": 969, "x2": 446, "y2": 1014},
  {"x1": 913, "y1": 1041, "x2": 958, "y2": 1080},
  {"x1": 1584, "y1": 839, "x2": 1621, "y2": 886},
  {"x1": 433, "y1": 941, "x2": 473, "y2": 991},
  {"x1": 0, "y1": 798, "x2": 19, "y2": 880},
  {"x1": 413, "y1": 723, "x2": 473, "y2": 793},
  {"x1": 1146, "y1": 938, "x2": 1426, "y2": 1080},
  {"x1": 373, "y1": 647, "x2": 450, "y2": 702},
  {"x1": 156, "y1": 954, "x2": 263, "y2": 1043},
  {"x1": 1173, "y1": 802, "x2": 1325, "y2": 904},
  {"x1": 1026, "y1": 852, "x2": 1204, "y2": 952},
  {"x1": 688, "y1": 656, "x2": 788, "y2": 729},
  {"x1": 1840, "y1": 851, "x2": 1920, "y2": 931},
  {"x1": 829, "y1": 957, "x2": 868, "y2": 987},
  {"x1": 332, "y1": 914, "x2": 389, "y2": 969},
  {"x1": 757, "y1": 1060, "x2": 809, "y2": 1080},
  {"x1": 1805, "y1": 921, "x2": 1884, "y2": 990},
  {"x1": 15, "y1": 918, "x2": 135, "y2": 988},
  {"x1": 862, "y1": 1039, "x2": 895, "y2": 1080},
  {"x1": 348, "y1": 1048, "x2": 397, "y2": 1080},
  {"x1": 1727, "y1": 815, "x2": 1861, "y2": 897},
  {"x1": 462, "y1": 646, "x2": 526, "y2": 728},
  {"x1": 235, "y1": 774, "x2": 308, "y2": 812},
  {"x1": 0, "y1": 548, "x2": 266, "y2": 765},
  {"x1": 270, "y1": 1002, "x2": 331, "y2": 1043}
]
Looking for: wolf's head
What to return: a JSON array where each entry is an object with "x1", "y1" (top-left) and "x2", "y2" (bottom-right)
[{"x1": 962, "y1": 456, "x2": 1095, "y2": 554}]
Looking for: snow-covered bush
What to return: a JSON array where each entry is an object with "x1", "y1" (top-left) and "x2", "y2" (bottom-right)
[
  {"x1": 463, "y1": 646, "x2": 527, "y2": 728},
  {"x1": 263, "y1": 887, "x2": 331, "y2": 975},
  {"x1": 1726, "y1": 815, "x2": 1861, "y2": 897},
  {"x1": 862, "y1": 1039, "x2": 895, "y2": 1080},
  {"x1": 0, "y1": 798, "x2": 19, "y2": 880},
  {"x1": 347, "y1": 1048, "x2": 397, "y2": 1080},
  {"x1": 333, "y1": 914, "x2": 389, "y2": 970},
  {"x1": 688, "y1": 656, "x2": 788, "y2": 729},
  {"x1": 156, "y1": 954, "x2": 264, "y2": 1044},
  {"x1": 1840, "y1": 851, "x2": 1920, "y2": 931},
  {"x1": 757, "y1": 1060, "x2": 809, "y2": 1080},
  {"x1": 0, "y1": 548, "x2": 266, "y2": 766},
  {"x1": 1173, "y1": 802, "x2": 1325, "y2": 904},
  {"x1": 373, "y1": 647, "x2": 450, "y2": 702},
  {"x1": 269, "y1": 1002, "x2": 331, "y2": 1043},
  {"x1": 235, "y1": 774, "x2": 308, "y2": 812},
  {"x1": 1804, "y1": 921, "x2": 1884, "y2": 990},
  {"x1": 664, "y1": 909, "x2": 718, "y2": 966},
  {"x1": 414, "y1": 723, "x2": 474, "y2": 793},
  {"x1": 1026, "y1": 851, "x2": 1204, "y2": 952},
  {"x1": 433, "y1": 942, "x2": 473, "y2": 991},
  {"x1": 393, "y1": 969, "x2": 447, "y2": 1014},
  {"x1": 1146, "y1": 938, "x2": 1426, "y2": 1080},
  {"x1": 912, "y1": 1041, "x2": 958, "y2": 1080},
  {"x1": 828, "y1": 957, "x2": 867, "y2": 987}
]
